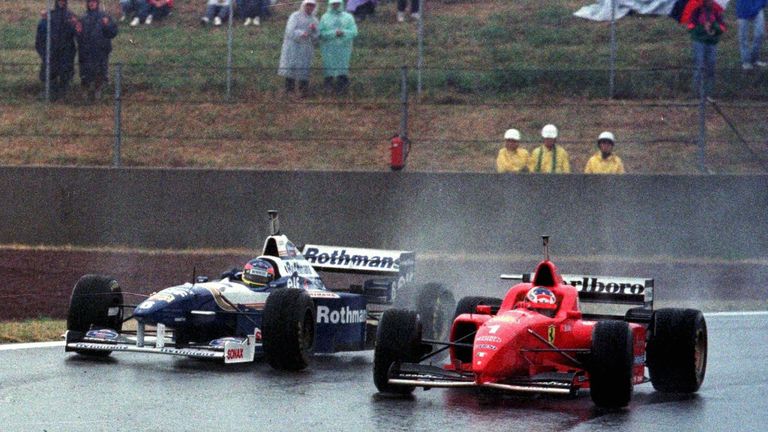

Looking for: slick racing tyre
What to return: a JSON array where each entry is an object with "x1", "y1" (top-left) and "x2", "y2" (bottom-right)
[
  {"x1": 262, "y1": 288, "x2": 316, "y2": 371},
  {"x1": 589, "y1": 320, "x2": 634, "y2": 408},
  {"x1": 373, "y1": 309, "x2": 422, "y2": 395},
  {"x1": 67, "y1": 274, "x2": 124, "y2": 358},
  {"x1": 647, "y1": 308, "x2": 708, "y2": 393},
  {"x1": 415, "y1": 283, "x2": 455, "y2": 341},
  {"x1": 453, "y1": 296, "x2": 502, "y2": 320}
]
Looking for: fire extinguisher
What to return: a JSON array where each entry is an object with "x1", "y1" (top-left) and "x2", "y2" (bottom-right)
[{"x1": 390, "y1": 134, "x2": 409, "y2": 171}]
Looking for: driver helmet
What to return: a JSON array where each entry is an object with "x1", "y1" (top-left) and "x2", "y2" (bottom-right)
[
  {"x1": 242, "y1": 258, "x2": 275, "y2": 287},
  {"x1": 526, "y1": 286, "x2": 557, "y2": 313}
]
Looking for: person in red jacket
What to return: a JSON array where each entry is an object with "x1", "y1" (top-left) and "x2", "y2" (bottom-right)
[{"x1": 683, "y1": 0, "x2": 726, "y2": 98}]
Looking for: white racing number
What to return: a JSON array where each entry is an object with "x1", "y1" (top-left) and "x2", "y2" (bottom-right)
[{"x1": 487, "y1": 325, "x2": 501, "y2": 334}]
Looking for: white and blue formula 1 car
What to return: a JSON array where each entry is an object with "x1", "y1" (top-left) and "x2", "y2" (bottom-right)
[{"x1": 64, "y1": 211, "x2": 455, "y2": 370}]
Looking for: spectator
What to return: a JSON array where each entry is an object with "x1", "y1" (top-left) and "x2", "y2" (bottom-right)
[
  {"x1": 238, "y1": 0, "x2": 266, "y2": 26},
  {"x1": 584, "y1": 131, "x2": 625, "y2": 174},
  {"x1": 396, "y1": 0, "x2": 419, "y2": 22},
  {"x1": 346, "y1": 0, "x2": 376, "y2": 21},
  {"x1": 119, "y1": 0, "x2": 147, "y2": 25},
  {"x1": 131, "y1": 0, "x2": 173, "y2": 27},
  {"x1": 35, "y1": 0, "x2": 81, "y2": 101},
  {"x1": 735, "y1": 0, "x2": 767, "y2": 70},
  {"x1": 319, "y1": 0, "x2": 358, "y2": 95},
  {"x1": 683, "y1": 0, "x2": 726, "y2": 97},
  {"x1": 528, "y1": 124, "x2": 571, "y2": 173},
  {"x1": 201, "y1": 0, "x2": 233, "y2": 26},
  {"x1": 495, "y1": 128, "x2": 529, "y2": 173},
  {"x1": 145, "y1": 0, "x2": 174, "y2": 24},
  {"x1": 278, "y1": 0, "x2": 319, "y2": 97},
  {"x1": 78, "y1": 0, "x2": 118, "y2": 103}
]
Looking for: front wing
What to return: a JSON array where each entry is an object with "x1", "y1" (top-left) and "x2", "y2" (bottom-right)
[
  {"x1": 65, "y1": 325, "x2": 260, "y2": 364},
  {"x1": 388, "y1": 362, "x2": 580, "y2": 395}
]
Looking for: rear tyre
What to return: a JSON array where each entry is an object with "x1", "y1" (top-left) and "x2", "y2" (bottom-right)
[
  {"x1": 647, "y1": 308, "x2": 707, "y2": 393},
  {"x1": 66, "y1": 274, "x2": 124, "y2": 358},
  {"x1": 373, "y1": 309, "x2": 422, "y2": 394},
  {"x1": 453, "y1": 296, "x2": 503, "y2": 320},
  {"x1": 415, "y1": 283, "x2": 455, "y2": 341},
  {"x1": 262, "y1": 289, "x2": 316, "y2": 371},
  {"x1": 589, "y1": 320, "x2": 634, "y2": 408}
]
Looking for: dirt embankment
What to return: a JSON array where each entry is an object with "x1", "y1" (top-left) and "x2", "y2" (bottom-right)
[{"x1": 2, "y1": 249, "x2": 765, "y2": 320}]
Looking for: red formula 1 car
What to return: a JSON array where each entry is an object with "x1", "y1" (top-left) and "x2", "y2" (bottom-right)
[{"x1": 373, "y1": 237, "x2": 708, "y2": 408}]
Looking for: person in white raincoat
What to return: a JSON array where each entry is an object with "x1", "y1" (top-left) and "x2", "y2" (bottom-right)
[
  {"x1": 318, "y1": 0, "x2": 358, "y2": 95},
  {"x1": 278, "y1": 0, "x2": 319, "y2": 96}
]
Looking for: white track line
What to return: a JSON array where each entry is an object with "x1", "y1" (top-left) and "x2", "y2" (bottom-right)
[
  {"x1": 705, "y1": 311, "x2": 768, "y2": 317},
  {"x1": 0, "y1": 341, "x2": 63, "y2": 351}
]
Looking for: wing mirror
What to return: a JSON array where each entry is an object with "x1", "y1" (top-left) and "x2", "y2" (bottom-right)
[
  {"x1": 475, "y1": 305, "x2": 492, "y2": 315},
  {"x1": 566, "y1": 310, "x2": 582, "y2": 319}
]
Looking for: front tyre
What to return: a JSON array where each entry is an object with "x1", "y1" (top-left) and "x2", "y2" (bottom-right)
[
  {"x1": 262, "y1": 289, "x2": 316, "y2": 371},
  {"x1": 589, "y1": 320, "x2": 634, "y2": 408},
  {"x1": 66, "y1": 274, "x2": 124, "y2": 358},
  {"x1": 647, "y1": 308, "x2": 707, "y2": 393},
  {"x1": 373, "y1": 309, "x2": 422, "y2": 395},
  {"x1": 415, "y1": 283, "x2": 455, "y2": 341}
]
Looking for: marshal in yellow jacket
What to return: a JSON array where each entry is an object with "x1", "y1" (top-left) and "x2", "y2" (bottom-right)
[
  {"x1": 528, "y1": 145, "x2": 571, "y2": 173},
  {"x1": 496, "y1": 147, "x2": 529, "y2": 173},
  {"x1": 584, "y1": 152, "x2": 625, "y2": 174}
]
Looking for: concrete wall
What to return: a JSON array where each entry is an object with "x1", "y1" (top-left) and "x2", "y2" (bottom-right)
[{"x1": 0, "y1": 167, "x2": 766, "y2": 259}]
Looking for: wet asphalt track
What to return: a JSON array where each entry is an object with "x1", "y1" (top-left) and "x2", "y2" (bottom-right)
[{"x1": 0, "y1": 312, "x2": 766, "y2": 432}]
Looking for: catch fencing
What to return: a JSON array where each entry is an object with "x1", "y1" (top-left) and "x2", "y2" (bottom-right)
[{"x1": 3, "y1": 0, "x2": 768, "y2": 173}]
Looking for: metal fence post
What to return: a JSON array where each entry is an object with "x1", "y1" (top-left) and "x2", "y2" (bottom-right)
[
  {"x1": 226, "y1": 4, "x2": 234, "y2": 101},
  {"x1": 609, "y1": 0, "x2": 616, "y2": 99},
  {"x1": 417, "y1": 0, "x2": 424, "y2": 96},
  {"x1": 113, "y1": 63, "x2": 122, "y2": 167},
  {"x1": 697, "y1": 76, "x2": 707, "y2": 173},
  {"x1": 400, "y1": 66, "x2": 409, "y2": 140},
  {"x1": 45, "y1": 0, "x2": 52, "y2": 103}
]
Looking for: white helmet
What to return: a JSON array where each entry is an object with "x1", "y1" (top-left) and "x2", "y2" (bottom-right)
[
  {"x1": 597, "y1": 131, "x2": 615, "y2": 144},
  {"x1": 541, "y1": 124, "x2": 558, "y2": 139},
  {"x1": 504, "y1": 128, "x2": 521, "y2": 141}
]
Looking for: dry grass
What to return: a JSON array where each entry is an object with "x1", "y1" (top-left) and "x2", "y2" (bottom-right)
[
  {"x1": 0, "y1": 318, "x2": 65, "y2": 343},
  {"x1": 1, "y1": 96, "x2": 766, "y2": 172}
]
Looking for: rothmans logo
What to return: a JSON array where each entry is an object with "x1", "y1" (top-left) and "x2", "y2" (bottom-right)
[
  {"x1": 303, "y1": 247, "x2": 400, "y2": 270},
  {"x1": 316, "y1": 306, "x2": 367, "y2": 324}
]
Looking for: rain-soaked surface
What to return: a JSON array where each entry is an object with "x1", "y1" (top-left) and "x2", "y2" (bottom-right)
[{"x1": 0, "y1": 313, "x2": 765, "y2": 432}]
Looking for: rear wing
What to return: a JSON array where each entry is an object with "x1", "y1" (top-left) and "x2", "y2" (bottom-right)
[
  {"x1": 300, "y1": 244, "x2": 415, "y2": 279},
  {"x1": 501, "y1": 273, "x2": 654, "y2": 320}
]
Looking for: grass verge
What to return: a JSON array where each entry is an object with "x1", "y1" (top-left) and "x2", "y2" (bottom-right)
[{"x1": 0, "y1": 318, "x2": 65, "y2": 343}]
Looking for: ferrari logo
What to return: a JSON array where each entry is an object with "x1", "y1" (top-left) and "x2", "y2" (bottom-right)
[{"x1": 548, "y1": 325, "x2": 556, "y2": 344}]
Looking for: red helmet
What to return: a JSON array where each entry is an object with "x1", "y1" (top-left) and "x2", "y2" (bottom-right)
[
  {"x1": 242, "y1": 258, "x2": 275, "y2": 287},
  {"x1": 526, "y1": 286, "x2": 557, "y2": 310}
]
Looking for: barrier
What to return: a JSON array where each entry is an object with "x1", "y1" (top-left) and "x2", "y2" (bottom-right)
[{"x1": 0, "y1": 167, "x2": 765, "y2": 259}]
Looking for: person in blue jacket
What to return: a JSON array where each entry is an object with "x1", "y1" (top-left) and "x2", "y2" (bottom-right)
[
  {"x1": 35, "y1": 0, "x2": 81, "y2": 100},
  {"x1": 78, "y1": 0, "x2": 118, "y2": 102},
  {"x1": 735, "y1": 0, "x2": 767, "y2": 69}
]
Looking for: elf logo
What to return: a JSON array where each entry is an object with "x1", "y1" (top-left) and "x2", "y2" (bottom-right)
[{"x1": 316, "y1": 305, "x2": 367, "y2": 324}]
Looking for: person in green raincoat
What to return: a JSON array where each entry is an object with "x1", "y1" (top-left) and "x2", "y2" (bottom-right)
[{"x1": 318, "y1": 0, "x2": 358, "y2": 95}]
